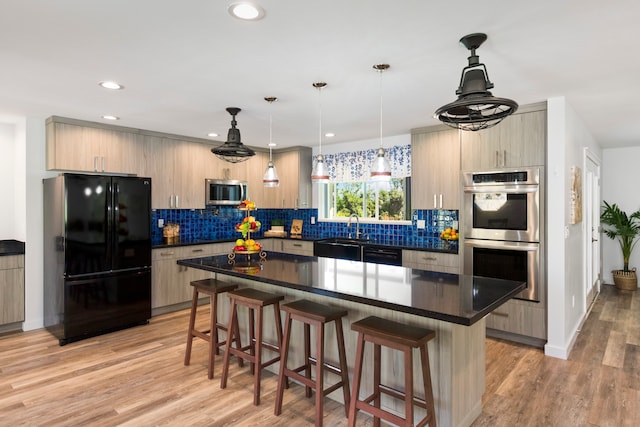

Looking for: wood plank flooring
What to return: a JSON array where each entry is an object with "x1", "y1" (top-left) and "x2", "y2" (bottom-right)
[{"x1": 0, "y1": 285, "x2": 638, "y2": 426}]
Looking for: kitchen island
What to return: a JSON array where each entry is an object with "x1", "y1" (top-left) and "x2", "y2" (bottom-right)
[{"x1": 178, "y1": 252, "x2": 525, "y2": 427}]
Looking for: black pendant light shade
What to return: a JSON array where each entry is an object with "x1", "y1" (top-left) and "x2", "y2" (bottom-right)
[
  {"x1": 435, "y1": 33, "x2": 518, "y2": 131},
  {"x1": 211, "y1": 107, "x2": 256, "y2": 163}
]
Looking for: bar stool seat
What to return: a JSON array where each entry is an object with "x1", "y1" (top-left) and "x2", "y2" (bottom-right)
[
  {"x1": 274, "y1": 299, "x2": 350, "y2": 426},
  {"x1": 184, "y1": 278, "x2": 242, "y2": 380},
  {"x1": 220, "y1": 287, "x2": 285, "y2": 406},
  {"x1": 348, "y1": 316, "x2": 437, "y2": 427}
]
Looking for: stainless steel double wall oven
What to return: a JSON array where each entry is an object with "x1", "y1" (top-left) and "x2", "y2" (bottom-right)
[{"x1": 463, "y1": 167, "x2": 544, "y2": 302}]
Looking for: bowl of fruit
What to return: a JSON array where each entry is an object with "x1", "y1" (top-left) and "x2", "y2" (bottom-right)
[
  {"x1": 233, "y1": 238, "x2": 262, "y2": 254},
  {"x1": 439, "y1": 227, "x2": 459, "y2": 241}
]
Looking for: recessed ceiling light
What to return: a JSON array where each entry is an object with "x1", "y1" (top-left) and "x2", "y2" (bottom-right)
[
  {"x1": 102, "y1": 115, "x2": 119, "y2": 120},
  {"x1": 98, "y1": 81, "x2": 124, "y2": 90},
  {"x1": 207, "y1": 132, "x2": 219, "y2": 138},
  {"x1": 228, "y1": 2, "x2": 265, "y2": 20},
  {"x1": 325, "y1": 132, "x2": 335, "y2": 138}
]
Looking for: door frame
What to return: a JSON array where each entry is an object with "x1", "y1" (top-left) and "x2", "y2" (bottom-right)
[{"x1": 583, "y1": 147, "x2": 601, "y2": 312}]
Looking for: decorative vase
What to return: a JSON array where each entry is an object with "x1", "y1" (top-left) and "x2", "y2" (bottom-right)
[{"x1": 612, "y1": 268, "x2": 637, "y2": 291}]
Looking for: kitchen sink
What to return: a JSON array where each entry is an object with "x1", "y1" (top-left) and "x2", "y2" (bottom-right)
[
  {"x1": 313, "y1": 237, "x2": 366, "y2": 261},
  {"x1": 313, "y1": 237, "x2": 403, "y2": 266}
]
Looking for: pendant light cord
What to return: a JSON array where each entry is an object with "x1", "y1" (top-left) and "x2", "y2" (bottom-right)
[
  {"x1": 318, "y1": 85, "x2": 323, "y2": 155},
  {"x1": 379, "y1": 67, "x2": 383, "y2": 148}
]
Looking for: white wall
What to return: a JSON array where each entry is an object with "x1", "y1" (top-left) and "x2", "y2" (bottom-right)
[
  {"x1": 545, "y1": 97, "x2": 602, "y2": 359},
  {"x1": 601, "y1": 147, "x2": 640, "y2": 284},
  {"x1": 0, "y1": 119, "x2": 26, "y2": 241}
]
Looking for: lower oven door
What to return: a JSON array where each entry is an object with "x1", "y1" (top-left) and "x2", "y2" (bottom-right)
[{"x1": 463, "y1": 239, "x2": 539, "y2": 302}]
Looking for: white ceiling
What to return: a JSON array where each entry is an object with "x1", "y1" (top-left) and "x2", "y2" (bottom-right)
[{"x1": 1, "y1": 0, "x2": 638, "y2": 150}]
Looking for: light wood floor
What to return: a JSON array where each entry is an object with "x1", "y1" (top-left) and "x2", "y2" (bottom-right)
[{"x1": 0, "y1": 285, "x2": 638, "y2": 426}]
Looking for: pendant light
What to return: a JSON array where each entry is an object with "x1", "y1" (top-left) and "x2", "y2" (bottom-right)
[
  {"x1": 211, "y1": 107, "x2": 256, "y2": 163},
  {"x1": 263, "y1": 97, "x2": 280, "y2": 187},
  {"x1": 434, "y1": 33, "x2": 518, "y2": 131},
  {"x1": 311, "y1": 82, "x2": 329, "y2": 183},
  {"x1": 370, "y1": 63, "x2": 392, "y2": 181}
]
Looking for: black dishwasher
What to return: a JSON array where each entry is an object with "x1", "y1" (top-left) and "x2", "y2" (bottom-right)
[{"x1": 361, "y1": 245, "x2": 403, "y2": 266}]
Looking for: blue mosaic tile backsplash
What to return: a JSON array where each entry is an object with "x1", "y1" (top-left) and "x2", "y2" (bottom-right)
[{"x1": 151, "y1": 208, "x2": 459, "y2": 252}]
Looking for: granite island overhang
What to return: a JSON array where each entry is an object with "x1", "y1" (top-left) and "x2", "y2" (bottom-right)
[
  {"x1": 177, "y1": 252, "x2": 526, "y2": 427},
  {"x1": 177, "y1": 252, "x2": 525, "y2": 326}
]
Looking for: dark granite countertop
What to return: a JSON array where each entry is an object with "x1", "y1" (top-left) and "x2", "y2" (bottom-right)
[
  {"x1": 177, "y1": 252, "x2": 523, "y2": 326},
  {"x1": 0, "y1": 240, "x2": 25, "y2": 256},
  {"x1": 154, "y1": 236, "x2": 457, "y2": 255}
]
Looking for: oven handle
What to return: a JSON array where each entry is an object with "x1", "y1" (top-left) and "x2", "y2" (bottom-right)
[
  {"x1": 464, "y1": 239, "x2": 539, "y2": 251},
  {"x1": 463, "y1": 185, "x2": 538, "y2": 194}
]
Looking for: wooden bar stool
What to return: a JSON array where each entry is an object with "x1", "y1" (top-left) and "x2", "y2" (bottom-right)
[
  {"x1": 220, "y1": 288, "x2": 285, "y2": 406},
  {"x1": 274, "y1": 299, "x2": 351, "y2": 426},
  {"x1": 184, "y1": 278, "x2": 242, "y2": 380},
  {"x1": 184, "y1": 279, "x2": 241, "y2": 379},
  {"x1": 348, "y1": 316, "x2": 437, "y2": 427}
]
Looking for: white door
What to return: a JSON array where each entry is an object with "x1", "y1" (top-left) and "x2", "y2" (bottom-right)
[{"x1": 584, "y1": 149, "x2": 601, "y2": 310}]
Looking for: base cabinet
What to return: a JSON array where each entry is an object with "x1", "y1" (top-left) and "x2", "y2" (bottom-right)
[
  {"x1": 0, "y1": 255, "x2": 25, "y2": 326},
  {"x1": 151, "y1": 244, "x2": 229, "y2": 312}
]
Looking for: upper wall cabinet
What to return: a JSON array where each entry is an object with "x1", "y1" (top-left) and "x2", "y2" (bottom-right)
[
  {"x1": 272, "y1": 147, "x2": 312, "y2": 209},
  {"x1": 411, "y1": 126, "x2": 460, "y2": 210},
  {"x1": 460, "y1": 104, "x2": 547, "y2": 171},
  {"x1": 46, "y1": 117, "x2": 145, "y2": 174}
]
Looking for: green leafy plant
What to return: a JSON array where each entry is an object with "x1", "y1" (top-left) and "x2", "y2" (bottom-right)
[{"x1": 600, "y1": 201, "x2": 640, "y2": 272}]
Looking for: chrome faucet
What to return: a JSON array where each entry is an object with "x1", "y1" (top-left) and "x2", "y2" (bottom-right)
[{"x1": 347, "y1": 214, "x2": 360, "y2": 239}]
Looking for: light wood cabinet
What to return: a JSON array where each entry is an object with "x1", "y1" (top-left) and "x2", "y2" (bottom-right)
[
  {"x1": 245, "y1": 151, "x2": 272, "y2": 207},
  {"x1": 460, "y1": 105, "x2": 546, "y2": 171},
  {"x1": 46, "y1": 117, "x2": 146, "y2": 174},
  {"x1": 0, "y1": 255, "x2": 25, "y2": 326},
  {"x1": 151, "y1": 244, "x2": 229, "y2": 311},
  {"x1": 411, "y1": 127, "x2": 460, "y2": 209},
  {"x1": 271, "y1": 147, "x2": 312, "y2": 209},
  {"x1": 280, "y1": 239, "x2": 314, "y2": 256},
  {"x1": 402, "y1": 250, "x2": 460, "y2": 274},
  {"x1": 485, "y1": 299, "x2": 546, "y2": 340}
]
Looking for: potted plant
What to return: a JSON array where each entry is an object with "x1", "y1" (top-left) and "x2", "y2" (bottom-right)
[{"x1": 600, "y1": 200, "x2": 640, "y2": 290}]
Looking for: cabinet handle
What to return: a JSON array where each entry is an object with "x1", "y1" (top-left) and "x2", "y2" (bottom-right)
[
  {"x1": 160, "y1": 251, "x2": 175, "y2": 256},
  {"x1": 101, "y1": 156, "x2": 105, "y2": 172},
  {"x1": 503, "y1": 150, "x2": 507, "y2": 167},
  {"x1": 192, "y1": 249, "x2": 203, "y2": 253},
  {"x1": 491, "y1": 311, "x2": 509, "y2": 318},
  {"x1": 495, "y1": 150, "x2": 499, "y2": 168},
  {"x1": 433, "y1": 194, "x2": 437, "y2": 209},
  {"x1": 423, "y1": 256, "x2": 437, "y2": 261},
  {"x1": 439, "y1": 194, "x2": 443, "y2": 209},
  {"x1": 175, "y1": 195, "x2": 179, "y2": 209},
  {"x1": 94, "y1": 156, "x2": 98, "y2": 172},
  {"x1": 293, "y1": 243, "x2": 302, "y2": 247}
]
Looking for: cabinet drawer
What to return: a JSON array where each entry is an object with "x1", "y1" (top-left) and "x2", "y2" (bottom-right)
[
  {"x1": 281, "y1": 240, "x2": 313, "y2": 256},
  {"x1": 0, "y1": 255, "x2": 24, "y2": 270},
  {"x1": 486, "y1": 300, "x2": 546, "y2": 340},
  {"x1": 402, "y1": 250, "x2": 459, "y2": 273}
]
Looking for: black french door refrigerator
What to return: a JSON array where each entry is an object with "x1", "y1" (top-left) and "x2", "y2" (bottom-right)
[{"x1": 44, "y1": 173, "x2": 152, "y2": 345}]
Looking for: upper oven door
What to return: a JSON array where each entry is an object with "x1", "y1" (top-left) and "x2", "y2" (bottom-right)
[{"x1": 463, "y1": 183, "x2": 540, "y2": 242}]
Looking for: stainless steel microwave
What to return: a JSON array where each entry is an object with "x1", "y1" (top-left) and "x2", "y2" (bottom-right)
[{"x1": 205, "y1": 179, "x2": 247, "y2": 206}]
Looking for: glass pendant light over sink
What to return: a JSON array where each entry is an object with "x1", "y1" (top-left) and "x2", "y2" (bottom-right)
[
  {"x1": 211, "y1": 107, "x2": 256, "y2": 163},
  {"x1": 263, "y1": 97, "x2": 280, "y2": 187},
  {"x1": 311, "y1": 82, "x2": 329, "y2": 183},
  {"x1": 370, "y1": 63, "x2": 392, "y2": 181},
  {"x1": 434, "y1": 33, "x2": 518, "y2": 131}
]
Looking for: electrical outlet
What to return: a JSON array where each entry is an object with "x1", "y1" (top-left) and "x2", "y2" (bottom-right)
[
  {"x1": 453, "y1": 220, "x2": 459, "y2": 230},
  {"x1": 158, "y1": 218, "x2": 164, "y2": 228},
  {"x1": 417, "y1": 220, "x2": 426, "y2": 229},
  {"x1": 310, "y1": 216, "x2": 316, "y2": 225}
]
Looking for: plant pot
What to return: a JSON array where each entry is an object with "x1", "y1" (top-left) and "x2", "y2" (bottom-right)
[{"x1": 612, "y1": 268, "x2": 637, "y2": 291}]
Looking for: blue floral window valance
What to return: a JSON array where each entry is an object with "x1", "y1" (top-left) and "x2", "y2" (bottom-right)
[{"x1": 322, "y1": 144, "x2": 411, "y2": 182}]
